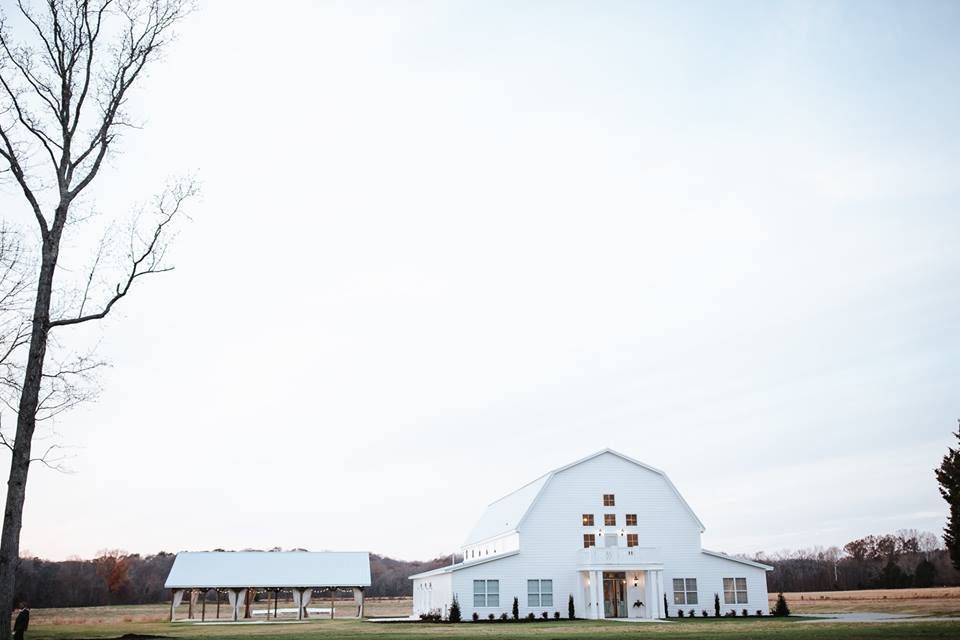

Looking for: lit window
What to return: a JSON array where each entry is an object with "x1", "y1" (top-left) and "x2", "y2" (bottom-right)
[
  {"x1": 673, "y1": 578, "x2": 698, "y2": 605},
  {"x1": 604, "y1": 514, "x2": 616, "y2": 526},
  {"x1": 583, "y1": 534, "x2": 596, "y2": 548},
  {"x1": 473, "y1": 580, "x2": 499, "y2": 607},
  {"x1": 527, "y1": 579, "x2": 553, "y2": 607},
  {"x1": 626, "y1": 514, "x2": 637, "y2": 526},
  {"x1": 582, "y1": 514, "x2": 594, "y2": 526},
  {"x1": 603, "y1": 494, "x2": 615, "y2": 506},
  {"x1": 723, "y1": 578, "x2": 748, "y2": 604},
  {"x1": 627, "y1": 534, "x2": 639, "y2": 547}
]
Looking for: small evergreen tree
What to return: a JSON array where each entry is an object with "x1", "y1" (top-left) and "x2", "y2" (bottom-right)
[
  {"x1": 512, "y1": 596, "x2": 519, "y2": 620},
  {"x1": 568, "y1": 594, "x2": 575, "y2": 619},
  {"x1": 773, "y1": 592, "x2": 790, "y2": 617},
  {"x1": 663, "y1": 594, "x2": 669, "y2": 618},
  {"x1": 936, "y1": 422, "x2": 960, "y2": 571},
  {"x1": 714, "y1": 593, "x2": 720, "y2": 617},
  {"x1": 915, "y1": 558, "x2": 937, "y2": 588},
  {"x1": 448, "y1": 596, "x2": 461, "y2": 623}
]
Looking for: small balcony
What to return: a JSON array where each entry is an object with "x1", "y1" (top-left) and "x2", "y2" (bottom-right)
[{"x1": 578, "y1": 545, "x2": 662, "y2": 567}]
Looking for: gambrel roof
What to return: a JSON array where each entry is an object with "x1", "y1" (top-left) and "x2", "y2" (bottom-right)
[{"x1": 463, "y1": 449, "x2": 705, "y2": 546}]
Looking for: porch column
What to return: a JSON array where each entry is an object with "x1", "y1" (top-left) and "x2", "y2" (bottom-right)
[
  {"x1": 656, "y1": 570, "x2": 666, "y2": 619},
  {"x1": 644, "y1": 571, "x2": 654, "y2": 619},
  {"x1": 591, "y1": 570, "x2": 603, "y2": 619}
]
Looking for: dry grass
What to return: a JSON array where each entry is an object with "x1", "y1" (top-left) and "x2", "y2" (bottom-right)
[
  {"x1": 29, "y1": 598, "x2": 414, "y2": 626},
  {"x1": 770, "y1": 587, "x2": 960, "y2": 616}
]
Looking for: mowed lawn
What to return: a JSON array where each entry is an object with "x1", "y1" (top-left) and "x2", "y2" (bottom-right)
[{"x1": 22, "y1": 593, "x2": 960, "y2": 640}]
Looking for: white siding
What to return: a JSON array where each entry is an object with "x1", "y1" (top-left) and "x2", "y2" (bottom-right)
[
  {"x1": 412, "y1": 451, "x2": 769, "y2": 620},
  {"x1": 412, "y1": 573, "x2": 453, "y2": 617}
]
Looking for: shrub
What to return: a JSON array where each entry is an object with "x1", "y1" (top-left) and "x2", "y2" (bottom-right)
[
  {"x1": 553, "y1": 611, "x2": 560, "y2": 619},
  {"x1": 714, "y1": 593, "x2": 721, "y2": 618},
  {"x1": 513, "y1": 597, "x2": 520, "y2": 620},
  {"x1": 702, "y1": 609, "x2": 709, "y2": 618},
  {"x1": 568, "y1": 594, "x2": 575, "y2": 620},
  {"x1": 731, "y1": 609, "x2": 737, "y2": 617},
  {"x1": 677, "y1": 609, "x2": 684, "y2": 618},
  {"x1": 526, "y1": 612, "x2": 535, "y2": 621},
  {"x1": 448, "y1": 596, "x2": 461, "y2": 623},
  {"x1": 419, "y1": 609, "x2": 442, "y2": 622},
  {"x1": 773, "y1": 592, "x2": 790, "y2": 617},
  {"x1": 689, "y1": 608, "x2": 695, "y2": 617},
  {"x1": 756, "y1": 610, "x2": 764, "y2": 617},
  {"x1": 742, "y1": 608, "x2": 749, "y2": 617},
  {"x1": 540, "y1": 611, "x2": 549, "y2": 620},
  {"x1": 488, "y1": 613, "x2": 495, "y2": 621},
  {"x1": 499, "y1": 613, "x2": 508, "y2": 621},
  {"x1": 471, "y1": 612, "x2": 478, "y2": 622}
]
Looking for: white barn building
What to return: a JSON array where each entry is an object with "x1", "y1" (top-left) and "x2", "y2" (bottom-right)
[{"x1": 410, "y1": 449, "x2": 770, "y2": 620}]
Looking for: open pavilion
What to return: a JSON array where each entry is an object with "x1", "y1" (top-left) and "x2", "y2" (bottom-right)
[{"x1": 163, "y1": 551, "x2": 372, "y2": 622}]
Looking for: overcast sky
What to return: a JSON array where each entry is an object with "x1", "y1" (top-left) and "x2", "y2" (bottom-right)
[{"x1": 1, "y1": 0, "x2": 959, "y2": 562}]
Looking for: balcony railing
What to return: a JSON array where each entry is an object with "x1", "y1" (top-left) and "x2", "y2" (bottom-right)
[{"x1": 579, "y1": 545, "x2": 662, "y2": 566}]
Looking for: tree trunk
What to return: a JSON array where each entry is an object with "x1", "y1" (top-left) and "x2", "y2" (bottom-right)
[{"x1": 0, "y1": 239, "x2": 59, "y2": 638}]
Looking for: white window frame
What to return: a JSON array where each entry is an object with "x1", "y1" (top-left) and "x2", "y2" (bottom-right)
[
  {"x1": 527, "y1": 579, "x2": 553, "y2": 607},
  {"x1": 672, "y1": 578, "x2": 697, "y2": 605},
  {"x1": 473, "y1": 579, "x2": 499, "y2": 607},
  {"x1": 722, "y1": 577, "x2": 748, "y2": 604}
]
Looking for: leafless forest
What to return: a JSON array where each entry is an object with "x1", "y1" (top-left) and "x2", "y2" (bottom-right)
[{"x1": 10, "y1": 529, "x2": 959, "y2": 608}]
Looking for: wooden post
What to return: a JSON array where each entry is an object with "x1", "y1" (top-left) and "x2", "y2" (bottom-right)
[
  {"x1": 357, "y1": 588, "x2": 364, "y2": 619},
  {"x1": 330, "y1": 588, "x2": 335, "y2": 619},
  {"x1": 216, "y1": 590, "x2": 220, "y2": 619},
  {"x1": 245, "y1": 588, "x2": 253, "y2": 619},
  {"x1": 188, "y1": 589, "x2": 195, "y2": 620},
  {"x1": 201, "y1": 591, "x2": 206, "y2": 621},
  {"x1": 170, "y1": 590, "x2": 175, "y2": 622},
  {"x1": 297, "y1": 589, "x2": 302, "y2": 621},
  {"x1": 274, "y1": 589, "x2": 278, "y2": 619}
]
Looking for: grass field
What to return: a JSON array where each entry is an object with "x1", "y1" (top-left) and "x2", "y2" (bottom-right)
[
  {"x1": 22, "y1": 592, "x2": 960, "y2": 640},
  {"x1": 775, "y1": 587, "x2": 960, "y2": 616}
]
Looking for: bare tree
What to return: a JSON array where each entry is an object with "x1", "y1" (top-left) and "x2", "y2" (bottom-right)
[{"x1": 0, "y1": 1, "x2": 193, "y2": 631}]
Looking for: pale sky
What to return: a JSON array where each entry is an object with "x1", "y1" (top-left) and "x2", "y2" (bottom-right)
[{"x1": 1, "y1": 0, "x2": 959, "y2": 562}]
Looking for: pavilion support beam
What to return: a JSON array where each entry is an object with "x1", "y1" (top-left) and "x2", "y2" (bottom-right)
[
  {"x1": 274, "y1": 589, "x2": 279, "y2": 619},
  {"x1": 201, "y1": 591, "x2": 206, "y2": 621},
  {"x1": 216, "y1": 590, "x2": 220, "y2": 619},
  {"x1": 357, "y1": 588, "x2": 364, "y2": 619},
  {"x1": 245, "y1": 588, "x2": 254, "y2": 619},
  {"x1": 330, "y1": 588, "x2": 335, "y2": 619}
]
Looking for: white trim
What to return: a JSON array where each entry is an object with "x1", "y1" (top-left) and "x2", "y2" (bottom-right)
[
  {"x1": 702, "y1": 549, "x2": 773, "y2": 571},
  {"x1": 408, "y1": 550, "x2": 520, "y2": 580}
]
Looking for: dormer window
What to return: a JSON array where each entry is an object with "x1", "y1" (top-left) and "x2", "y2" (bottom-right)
[
  {"x1": 582, "y1": 514, "x2": 594, "y2": 526},
  {"x1": 626, "y1": 513, "x2": 637, "y2": 526},
  {"x1": 603, "y1": 494, "x2": 615, "y2": 506},
  {"x1": 604, "y1": 514, "x2": 616, "y2": 526}
]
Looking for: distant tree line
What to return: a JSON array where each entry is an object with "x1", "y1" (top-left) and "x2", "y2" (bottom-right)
[
  {"x1": 751, "y1": 529, "x2": 960, "y2": 592},
  {"x1": 12, "y1": 550, "x2": 456, "y2": 608}
]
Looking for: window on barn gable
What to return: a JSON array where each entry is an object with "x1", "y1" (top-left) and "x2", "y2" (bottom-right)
[
  {"x1": 627, "y1": 534, "x2": 638, "y2": 547},
  {"x1": 604, "y1": 514, "x2": 616, "y2": 526},
  {"x1": 626, "y1": 513, "x2": 637, "y2": 526},
  {"x1": 582, "y1": 514, "x2": 594, "y2": 526},
  {"x1": 583, "y1": 534, "x2": 596, "y2": 548},
  {"x1": 603, "y1": 494, "x2": 615, "y2": 506}
]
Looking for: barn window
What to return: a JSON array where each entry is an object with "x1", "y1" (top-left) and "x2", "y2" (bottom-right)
[
  {"x1": 582, "y1": 514, "x2": 594, "y2": 526},
  {"x1": 527, "y1": 579, "x2": 553, "y2": 607},
  {"x1": 603, "y1": 494, "x2": 615, "y2": 506},
  {"x1": 626, "y1": 513, "x2": 637, "y2": 526},
  {"x1": 583, "y1": 534, "x2": 596, "y2": 548},
  {"x1": 627, "y1": 534, "x2": 639, "y2": 547},
  {"x1": 673, "y1": 578, "x2": 698, "y2": 605},
  {"x1": 604, "y1": 514, "x2": 616, "y2": 526},
  {"x1": 723, "y1": 577, "x2": 748, "y2": 604},
  {"x1": 473, "y1": 580, "x2": 499, "y2": 607}
]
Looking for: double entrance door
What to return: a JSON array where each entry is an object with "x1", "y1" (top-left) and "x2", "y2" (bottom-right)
[{"x1": 602, "y1": 571, "x2": 627, "y2": 618}]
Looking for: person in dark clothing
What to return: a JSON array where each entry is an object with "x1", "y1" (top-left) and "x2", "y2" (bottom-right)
[{"x1": 13, "y1": 602, "x2": 28, "y2": 640}]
